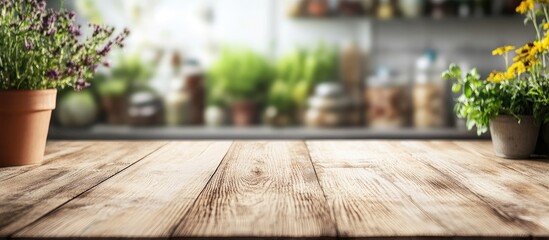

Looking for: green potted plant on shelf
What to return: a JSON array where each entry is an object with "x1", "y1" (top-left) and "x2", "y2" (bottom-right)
[
  {"x1": 443, "y1": 0, "x2": 549, "y2": 159},
  {"x1": 95, "y1": 54, "x2": 153, "y2": 125},
  {"x1": 273, "y1": 44, "x2": 338, "y2": 125},
  {"x1": 0, "y1": 0, "x2": 128, "y2": 167},
  {"x1": 208, "y1": 47, "x2": 272, "y2": 127}
]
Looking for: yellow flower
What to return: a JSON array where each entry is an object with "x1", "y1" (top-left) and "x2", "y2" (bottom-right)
[
  {"x1": 542, "y1": 35, "x2": 549, "y2": 50},
  {"x1": 516, "y1": 0, "x2": 535, "y2": 14},
  {"x1": 544, "y1": 23, "x2": 549, "y2": 30},
  {"x1": 515, "y1": 43, "x2": 531, "y2": 55},
  {"x1": 508, "y1": 61, "x2": 527, "y2": 75},
  {"x1": 514, "y1": 42, "x2": 537, "y2": 64},
  {"x1": 488, "y1": 71, "x2": 513, "y2": 83},
  {"x1": 492, "y1": 45, "x2": 515, "y2": 56}
]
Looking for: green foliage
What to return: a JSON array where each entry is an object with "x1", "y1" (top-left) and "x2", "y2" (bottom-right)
[
  {"x1": 97, "y1": 77, "x2": 127, "y2": 97},
  {"x1": 208, "y1": 47, "x2": 272, "y2": 104},
  {"x1": 268, "y1": 79, "x2": 293, "y2": 114},
  {"x1": 272, "y1": 44, "x2": 337, "y2": 109},
  {"x1": 528, "y1": 73, "x2": 549, "y2": 124},
  {"x1": 0, "y1": 0, "x2": 127, "y2": 91},
  {"x1": 442, "y1": 64, "x2": 548, "y2": 135},
  {"x1": 95, "y1": 54, "x2": 153, "y2": 97}
]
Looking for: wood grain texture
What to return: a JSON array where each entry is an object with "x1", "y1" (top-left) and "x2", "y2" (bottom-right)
[
  {"x1": 396, "y1": 141, "x2": 549, "y2": 237},
  {"x1": 174, "y1": 141, "x2": 336, "y2": 239},
  {"x1": 453, "y1": 141, "x2": 549, "y2": 189},
  {"x1": 0, "y1": 141, "x2": 166, "y2": 237},
  {"x1": 0, "y1": 142, "x2": 78, "y2": 182},
  {"x1": 14, "y1": 141, "x2": 232, "y2": 239},
  {"x1": 306, "y1": 141, "x2": 532, "y2": 239},
  {"x1": 3, "y1": 140, "x2": 548, "y2": 240}
]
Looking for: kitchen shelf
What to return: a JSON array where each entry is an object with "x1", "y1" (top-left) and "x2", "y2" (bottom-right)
[
  {"x1": 290, "y1": 15, "x2": 521, "y2": 22},
  {"x1": 48, "y1": 125, "x2": 489, "y2": 140}
]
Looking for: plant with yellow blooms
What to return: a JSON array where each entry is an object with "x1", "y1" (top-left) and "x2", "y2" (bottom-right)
[{"x1": 443, "y1": 0, "x2": 549, "y2": 135}]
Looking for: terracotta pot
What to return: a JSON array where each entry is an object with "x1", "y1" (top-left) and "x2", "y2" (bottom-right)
[
  {"x1": 306, "y1": 0, "x2": 329, "y2": 17},
  {"x1": 0, "y1": 90, "x2": 57, "y2": 167},
  {"x1": 231, "y1": 101, "x2": 258, "y2": 127},
  {"x1": 101, "y1": 95, "x2": 128, "y2": 125},
  {"x1": 489, "y1": 115, "x2": 540, "y2": 159}
]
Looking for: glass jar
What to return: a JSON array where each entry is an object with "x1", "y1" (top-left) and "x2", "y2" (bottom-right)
[
  {"x1": 399, "y1": 0, "x2": 424, "y2": 18},
  {"x1": 364, "y1": 68, "x2": 409, "y2": 128},
  {"x1": 413, "y1": 50, "x2": 447, "y2": 128},
  {"x1": 377, "y1": 0, "x2": 396, "y2": 20},
  {"x1": 165, "y1": 78, "x2": 191, "y2": 126},
  {"x1": 184, "y1": 60, "x2": 205, "y2": 125},
  {"x1": 340, "y1": 40, "x2": 364, "y2": 126}
]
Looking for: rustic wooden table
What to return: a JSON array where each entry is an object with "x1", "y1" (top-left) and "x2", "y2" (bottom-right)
[{"x1": 0, "y1": 141, "x2": 547, "y2": 239}]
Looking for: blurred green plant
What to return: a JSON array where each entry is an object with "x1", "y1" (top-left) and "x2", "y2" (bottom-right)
[
  {"x1": 269, "y1": 43, "x2": 337, "y2": 112},
  {"x1": 208, "y1": 47, "x2": 272, "y2": 105},
  {"x1": 95, "y1": 54, "x2": 154, "y2": 97}
]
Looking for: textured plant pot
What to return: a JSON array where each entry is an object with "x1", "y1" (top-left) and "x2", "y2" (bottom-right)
[
  {"x1": 0, "y1": 90, "x2": 57, "y2": 167},
  {"x1": 231, "y1": 101, "x2": 258, "y2": 127},
  {"x1": 489, "y1": 115, "x2": 540, "y2": 159},
  {"x1": 543, "y1": 123, "x2": 549, "y2": 154},
  {"x1": 204, "y1": 105, "x2": 227, "y2": 127},
  {"x1": 101, "y1": 95, "x2": 127, "y2": 125}
]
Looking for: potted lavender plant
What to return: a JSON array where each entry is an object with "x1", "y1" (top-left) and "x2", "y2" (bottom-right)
[{"x1": 0, "y1": 0, "x2": 128, "y2": 167}]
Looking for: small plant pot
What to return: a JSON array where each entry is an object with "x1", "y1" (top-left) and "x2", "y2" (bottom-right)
[
  {"x1": 0, "y1": 90, "x2": 57, "y2": 167},
  {"x1": 489, "y1": 115, "x2": 540, "y2": 159},
  {"x1": 231, "y1": 101, "x2": 258, "y2": 127},
  {"x1": 264, "y1": 106, "x2": 292, "y2": 127},
  {"x1": 101, "y1": 95, "x2": 128, "y2": 125},
  {"x1": 204, "y1": 105, "x2": 227, "y2": 127}
]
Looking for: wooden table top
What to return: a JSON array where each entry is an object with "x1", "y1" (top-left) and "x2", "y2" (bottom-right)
[{"x1": 0, "y1": 141, "x2": 548, "y2": 239}]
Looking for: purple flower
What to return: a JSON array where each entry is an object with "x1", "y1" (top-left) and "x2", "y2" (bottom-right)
[
  {"x1": 24, "y1": 40, "x2": 34, "y2": 50},
  {"x1": 91, "y1": 24, "x2": 101, "y2": 37},
  {"x1": 96, "y1": 43, "x2": 112, "y2": 56},
  {"x1": 69, "y1": 25, "x2": 81, "y2": 36},
  {"x1": 75, "y1": 79, "x2": 91, "y2": 91},
  {"x1": 41, "y1": 11, "x2": 57, "y2": 35},
  {"x1": 1, "y1": 0, "x2": 14, "y2": 7},
  {"x1": 45, "y1": 69, "x2": 59, "y2": 79},
  {"x1": 36, "y1": 1, "x2": 46, "y2": 11},
  {"x1": 83, "y1": 56, "x2": 92, "y2": 66},
  {"x1": 47, "y1": 28, "x2": 56, "y2": 36},
  {"x1": 66, "y1": 61, "x2": 75, "y2": 68},
  {"x1": 46, "y1": 70, "x2": 59, "y2": 79},
  {"x1": 65, "y1": 61, "x2": 77, "y2": 75}
]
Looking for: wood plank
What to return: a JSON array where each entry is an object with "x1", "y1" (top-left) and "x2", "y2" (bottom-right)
[
  {"x1": 396, "y1": 141, "x2": 549, "y2": 237},
  {"x1": 0, "y1": 142, "x2": 80, "y2": 182},
  {"x1": 173, "y1": 141, "x2": 336, "y2": 239},
  {"x1": 306, "y1": 141, "x2": 531, "y2": 239},
  {"x1": 451, "y1": 141, "x2": 549, "y2": 189},
  {"x1": 0, "y1": 141, "x2": 166, "y2": 238},
  {"x1": 14, "y1": 141, "x2": 232, "y2": 239}
]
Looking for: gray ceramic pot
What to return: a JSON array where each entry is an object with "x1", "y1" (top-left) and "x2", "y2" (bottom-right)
[
  {"x1": 543, "y1": 123, "x2": 549, "y2": 153},
  {"x1": 490, "y1": 115, "x2": 540, "y2": 159}
]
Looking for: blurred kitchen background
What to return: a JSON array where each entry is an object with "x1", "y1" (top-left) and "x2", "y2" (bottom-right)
[{"x1": 47, "y1": 0, "x2": 533, "y2": 139}]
